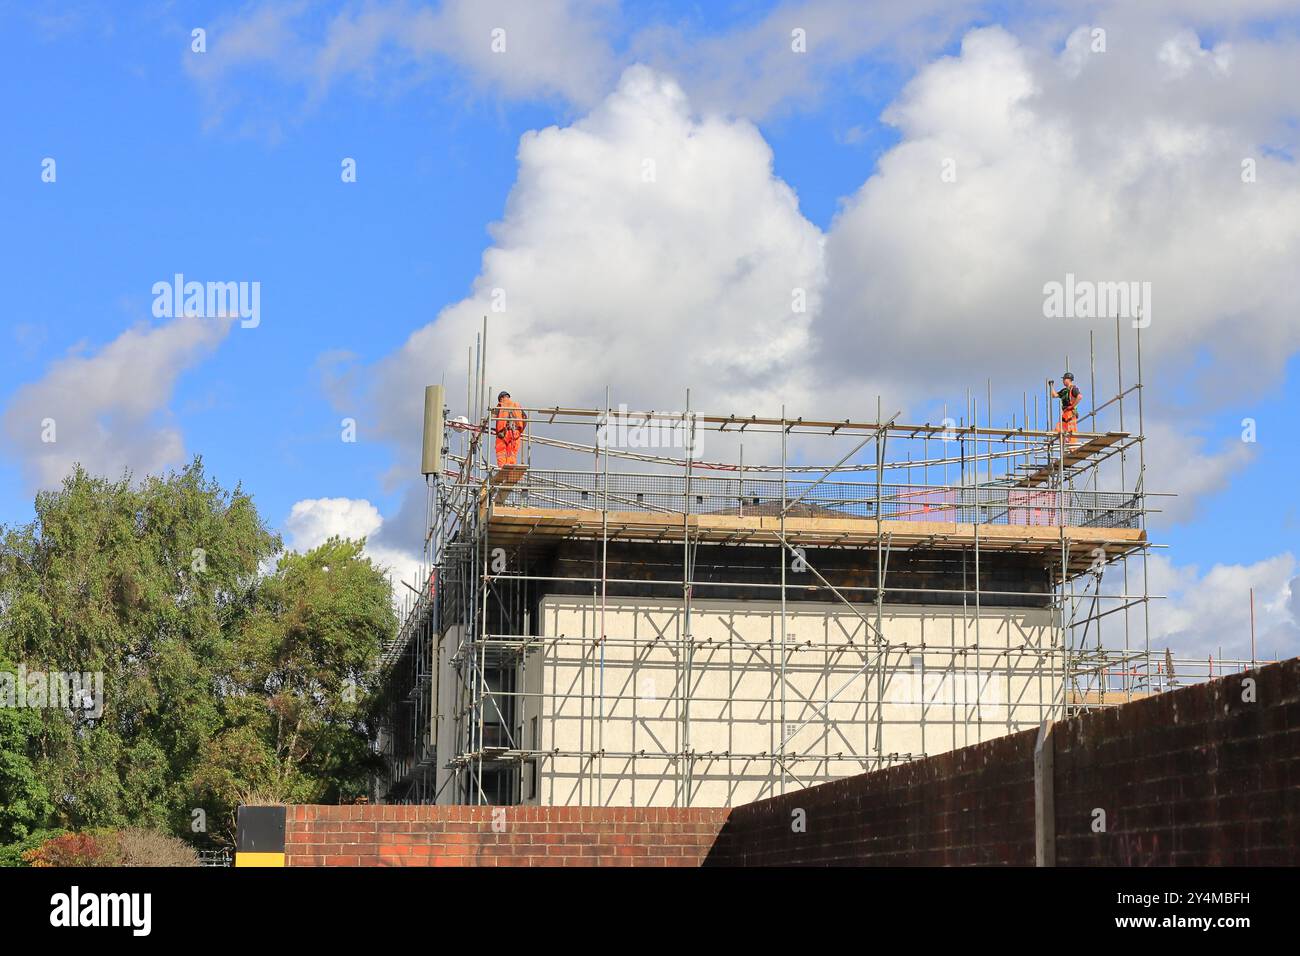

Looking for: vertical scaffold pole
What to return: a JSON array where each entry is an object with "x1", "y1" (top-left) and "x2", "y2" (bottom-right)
[
  {"x1": 682, "y1": 389, "x2": 693, "y2": 806},
  {"x1": 779, "y1": 404, "x2": 788, "y2": 796},
  {"x1": 599, "y1": 386, "x2": 609, "y2": 805}
]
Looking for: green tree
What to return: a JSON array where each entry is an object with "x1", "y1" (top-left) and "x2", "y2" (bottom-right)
[
  {"x1": 0, "y1": 660, "x2": 54, "y2": 844},
  {"x1": 195, "y1": 537, "x2": 395, "y2": 813},
  {"x1": 0, "y1": 458, "x2": 395, "y2": 850}
]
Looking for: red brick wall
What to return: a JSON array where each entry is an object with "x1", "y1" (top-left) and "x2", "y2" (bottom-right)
[
  {"x1": 1052, "y1": 657, "x2": 1300, "y2": 866},
  {"x1": 705, "y1": 728, "x2": 1038, "y2": 866},
  {"x1": 706, "y1": 658, "x2": 1300, "y2": 866},
  {"x1": 283, "y1": 659, "x2": 1297, "y2": 867},
  {"x1": 284, "y1": 805, "x2": 729, "y2": 867}
]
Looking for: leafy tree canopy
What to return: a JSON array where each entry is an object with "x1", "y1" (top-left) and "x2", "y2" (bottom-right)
[{"x1": 0, "y1": 458, "x2": 395, "y2": 854}]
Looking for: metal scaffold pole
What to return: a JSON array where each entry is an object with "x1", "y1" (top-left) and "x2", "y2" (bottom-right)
[
  {"x1": 779, "y1": 403, "x2": 787, "y2": 797},
  {"x1": 682, "y1": 388, "x2": 694, "y2": 806}
]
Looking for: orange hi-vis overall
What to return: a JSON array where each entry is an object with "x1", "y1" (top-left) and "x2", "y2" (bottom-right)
[
  {"x1": 494, "y1": 396, "x2": 526, "y2": 466},
  {"x1": 1056, "y1": 384, "x2": 1082, "y2": 446}
]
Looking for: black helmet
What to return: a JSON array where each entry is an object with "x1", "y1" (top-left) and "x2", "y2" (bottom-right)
[
  {"x1": 498, "y1": 390, "x2": 510, "y2": 400},
  {"x1": 1062, "y1": 372, "x2": 1074, "y2": 381}
]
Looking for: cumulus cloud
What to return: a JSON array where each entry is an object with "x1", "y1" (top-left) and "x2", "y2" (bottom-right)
[
  {"x1": 1139, "y1": 419, "x2": 1254, "y2": 524},
  {"x1": 1156, "y1": 29, "x2": 1232, "y2": 80},
  {"x1": 362, "y1": 64, "x2": 824, "y2": 478},
  {"x1": 285, "y1": 496, "x2": 384, "y2": 548},
  {"x1": 285, "y1": 496, "x2": 423, "y2": 589},
  {"x1": 1147, "y1": 552, "x2": 1300, "y2": 662},
  {"x1": 818, "y1": 25, "x2": 1300, "y2": 414},
  {"x1": 1, "y1": 317, "x2": 231, "y2": 490},
  {"x1": 804, "y1": 22, "x2": 1300, "y2": 537}
]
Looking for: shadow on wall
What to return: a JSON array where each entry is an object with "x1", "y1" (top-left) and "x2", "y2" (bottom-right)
[{"x1": 705, "y1": 657, "x2": 1299, "y2": 867}]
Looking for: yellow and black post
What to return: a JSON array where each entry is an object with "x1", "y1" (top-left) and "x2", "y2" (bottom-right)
[{"x1": 235, "y1": 805, "x2": 286, "y2": 867}]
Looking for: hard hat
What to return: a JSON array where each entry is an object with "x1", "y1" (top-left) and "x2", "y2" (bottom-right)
[
  {"x1": 1062, "y1": 372, "x2": 1074, "y2": 381},
  {"x1": 498, "y1": 390, "x2": 510, "y2": 399}
]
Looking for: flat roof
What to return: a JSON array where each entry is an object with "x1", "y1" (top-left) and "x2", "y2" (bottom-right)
[{"x1": 484, "y1": 506, "x2": 1145, "y2": 574}]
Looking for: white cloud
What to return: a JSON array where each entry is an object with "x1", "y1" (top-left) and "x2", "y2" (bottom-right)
[
  {"x1": 630, "y1": 0, "x2": 982, "y2": 119},
  {"x1": 1, "y1": 317, "x2": 231, "y2": 490},
  {"x1": 185, "y1": 0, "x2": 965, "y2": 119},
  {"x1": 285, "y1": 496, "x2": 383, "y2": 548},
  {"x1": 182, "y1": 0, "x2": 1300, "y2": 146},
  {"x1": 416, "y1": 0, "x2": 619, "y2": 105},
  {"x1": 1156, "y1": 30, "x2": 1232, "y2": 80},
  {"x1": 284, "y1": 496, "x2": 423, "y2": 589},
  {"x1": 186, "y1": 0, "x2": 621, "y2": 125},
  {"x1": 1139, "y1": 420, "x2": 1254, "y2": 524},
  {"x1": 185, "y1": 0, "x2": 1000, "y2": 127},
  {"x1": 715, "y1": 0, "x2": 1300, "y2": 124},
  {"x1": 1147, "y1": 552, "x2": 1300, "y2": 662},
  {"x1": 818, "y1": 25, "x2": 1300, "y2": 409},
  {"x1": 821, "y1": 25, "x2": 1300, "y2": 382},
  {"x1": 363, "y1": 64, "x2": 825, "y2": 475}
]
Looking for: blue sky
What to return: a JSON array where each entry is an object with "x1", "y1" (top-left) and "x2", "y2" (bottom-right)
[
  {"x1": 1, "y1": 3, "x2": 555, "y2": 528},
  {"x1": 0, "y1": 1, "x2": 914, "y2": 530},
  {"x1": 2, "y1": 0, "x2": 1299, "y2": 658}
]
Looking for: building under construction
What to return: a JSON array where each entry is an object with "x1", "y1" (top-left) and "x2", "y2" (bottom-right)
[{"x1": 374, "y1": 326, "x2": 1255, "y2": 807}]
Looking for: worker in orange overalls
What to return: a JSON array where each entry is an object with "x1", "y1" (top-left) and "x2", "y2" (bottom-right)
[
  {"x1": 494, "y1": 390, "x2": 526, "y2": 467},
  {"x1": 1052, "y1": 372, "x2": 1082, "y2": 448}
]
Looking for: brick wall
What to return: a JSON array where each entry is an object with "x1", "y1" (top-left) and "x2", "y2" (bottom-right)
[
  {"x1": 1052, "y1": 657, "x2": 1299, "y2": 866},
  {"x1": 280, "y1": 658, "x2": 1297, "y2": 867},
  {"x1": 705, "y1": 728, "x2": 1038, "y2": 866},
  {"x1": 284, "y1": 805, "x2": 729, "y2": 867},
  {"x1": 706, "y1": 658, "x2": 1300, "y2": 866}
]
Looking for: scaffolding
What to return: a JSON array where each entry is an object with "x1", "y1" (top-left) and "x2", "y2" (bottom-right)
[{"x1": 374, "y1": 322, "x2": 1267, "y2": 806}]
